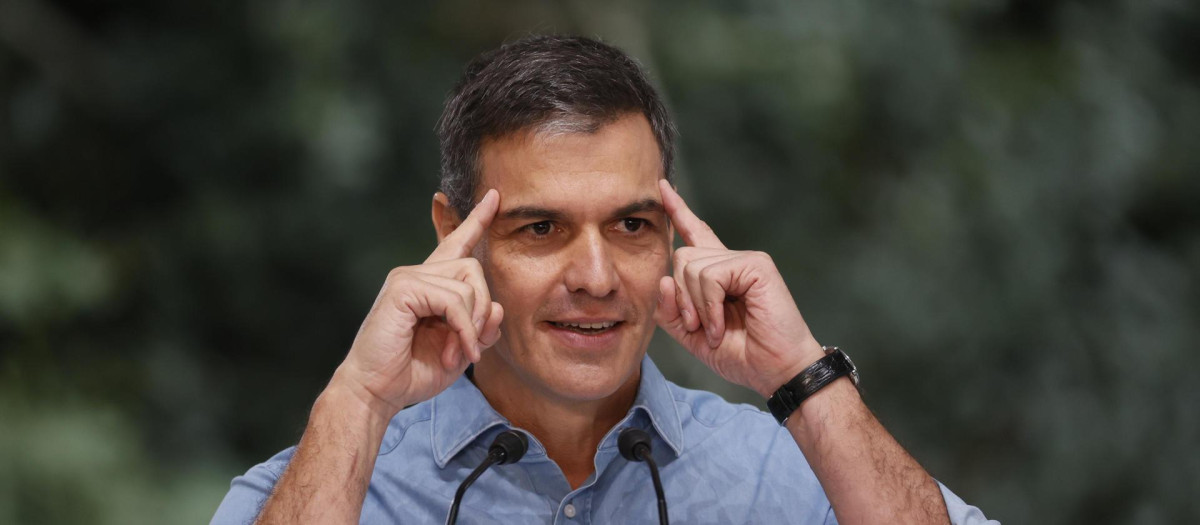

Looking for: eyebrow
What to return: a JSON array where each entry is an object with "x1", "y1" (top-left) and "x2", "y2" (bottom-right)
[
  {"x1": 610, "y1": 198, "x2": 664, "y2": 219},
  {"x1": 498, "y1": 206, "x2": 568, "y2": 222},
  {"x1": 497, "y1": 198, "x2": 664, "y2": 223}
]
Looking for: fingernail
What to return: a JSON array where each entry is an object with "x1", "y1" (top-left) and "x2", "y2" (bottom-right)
[
  {"x1": 681, "y1": 308, "x2": 693, "y2": 326},
  {"x1": 474, "y1": 317, "x2": 484, "y2": 332}
]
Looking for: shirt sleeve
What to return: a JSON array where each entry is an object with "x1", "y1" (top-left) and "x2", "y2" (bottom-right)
[
  {"x1": 209, "y1": 451, "x2": 292, "y2": 525},
  {"x1": 816, "y1": 481, "x2": 997, "y2": 524},
  {"x1": 938, "y1": 481, "x2": 999, "y2": 525}
]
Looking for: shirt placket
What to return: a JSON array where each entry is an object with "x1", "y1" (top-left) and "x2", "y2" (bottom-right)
[{"x1": 554, "y1": 488, "x2": 592, "y2": 525}]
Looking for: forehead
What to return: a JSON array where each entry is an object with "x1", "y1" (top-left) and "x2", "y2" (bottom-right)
[{"x1": 477, "y1": 113, "x2": 663, "y2": 214}]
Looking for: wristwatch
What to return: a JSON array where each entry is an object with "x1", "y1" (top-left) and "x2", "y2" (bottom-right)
[{"x1": 766, "y1": 346, "x2": 860, "y2": 425}]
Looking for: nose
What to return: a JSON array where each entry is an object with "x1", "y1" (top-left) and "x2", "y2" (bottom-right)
[{"x1": 562, "y1": 228, "x2": 619, "y2": 298}]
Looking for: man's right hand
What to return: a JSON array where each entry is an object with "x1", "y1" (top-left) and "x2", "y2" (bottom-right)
[
  {"x1": 330, "y1": 189, "x2": 504, "y2": 422},
  {"x1": 248, "y1": 191, "x2": 504, "y2": 525}
]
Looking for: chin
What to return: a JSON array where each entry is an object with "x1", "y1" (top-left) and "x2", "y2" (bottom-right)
[
  {"x1": 485, "y1": 321, "x2": 650, "y2": 404},
  {"x1": 544, "y1": 358, "x2": 639, "y2": 401},
  {"x1": 518, "y1": 343, "x2": 644, "y2": 403}
]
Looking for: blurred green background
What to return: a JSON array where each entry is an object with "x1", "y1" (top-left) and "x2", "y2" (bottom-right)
[{"x1": 2, "y1": 0, "x2": 1198, "y2": 523}]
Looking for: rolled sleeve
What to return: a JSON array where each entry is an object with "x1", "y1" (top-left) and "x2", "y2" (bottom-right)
[
  {"x1": 210, "y1": 453, "x2": 290, "y2": 525},
  {"x1": 938, "y1": 481, "x2": 999, "y2": 525}
]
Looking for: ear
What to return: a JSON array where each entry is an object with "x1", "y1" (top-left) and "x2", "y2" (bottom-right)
[{"x1": 431, "y1": 192, "x2": 462, "y2": 243}]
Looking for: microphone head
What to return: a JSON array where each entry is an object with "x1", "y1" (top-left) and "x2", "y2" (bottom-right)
[
  {"x1": 618, "y1": 428, "x2": 652, "y2": 462},
  {"x1": 490, "y1": 430, "x2": 529, "y2": 465}
]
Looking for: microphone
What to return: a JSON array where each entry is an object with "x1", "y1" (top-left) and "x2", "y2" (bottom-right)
[
  {"x1": 618, "y1": 428, "x2": 668, "y2": 525},
  {"x1": 446, "y1": 430, "x2": 529, "y2": 525}
]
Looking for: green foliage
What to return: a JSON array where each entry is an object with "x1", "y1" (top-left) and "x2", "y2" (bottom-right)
[{"x1": 2, "y1": 0, "x2": 1198, "y2": 522}]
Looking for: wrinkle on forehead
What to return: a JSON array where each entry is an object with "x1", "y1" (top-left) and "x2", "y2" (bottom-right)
[{"x1": 478, "y1": 113, "x2": 663, "y2": 212}]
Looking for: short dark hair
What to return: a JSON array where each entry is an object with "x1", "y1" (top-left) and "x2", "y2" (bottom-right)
[{"x1": 437, "y1": 35, "x2": 677, "y2": 218}]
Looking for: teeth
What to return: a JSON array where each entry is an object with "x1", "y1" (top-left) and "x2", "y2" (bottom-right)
[{"x1": 554, "y1": 321, "x2": 617, "y2": 330}]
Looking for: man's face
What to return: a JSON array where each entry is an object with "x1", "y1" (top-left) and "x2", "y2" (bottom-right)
[{"x1": 474, "y1": 113, "x2": 671, "y2": 404}]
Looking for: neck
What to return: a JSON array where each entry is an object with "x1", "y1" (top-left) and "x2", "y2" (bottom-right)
[{"x1": 472, "y1": 355, "x2": 641, "y2": 489}]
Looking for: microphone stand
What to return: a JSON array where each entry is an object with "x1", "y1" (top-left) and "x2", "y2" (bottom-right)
[
  {"x1": 619, "y1": 428, "x2": 669, "y2": 525},
  {"x1": 446, "y1": 430, "x2": 529, "y2": 525}
]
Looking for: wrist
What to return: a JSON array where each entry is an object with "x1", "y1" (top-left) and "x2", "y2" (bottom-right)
[
  {"x1": 765, "y1": 345, "x2": 862, "y2": 426},
  {"x1": 784, "y1": 377, "x2": 865, "y2": 435},
  {"x1": 325, "y1": 367, "x2": 403, "y2": 430},
  {"x1": 755, "y1": 338, "x2": 826, "y2": 398}
]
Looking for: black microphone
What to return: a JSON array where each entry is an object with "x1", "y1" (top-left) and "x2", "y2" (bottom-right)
[
  {"x1": 447, "y1": 430, "x2": 529, "y2": 525},
  {"x1": 618, "y1": 428, "x2": 668, "y2": 525}
]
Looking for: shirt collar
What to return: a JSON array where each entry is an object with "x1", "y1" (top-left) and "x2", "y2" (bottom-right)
[
  {"x1": 626, "y1": 356, "x2": 685, "y2": 457},
  {"x1": 429, "y1": 355, "x2": 684, "y2": 467}
]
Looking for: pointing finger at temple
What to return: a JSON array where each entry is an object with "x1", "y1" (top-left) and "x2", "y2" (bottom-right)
[
  {"x1": 427, "y1": 189, "x2": 500, "y2": 263},
  {"x1": 659, "y1": 180, "x2": 726, "y2": 250}
]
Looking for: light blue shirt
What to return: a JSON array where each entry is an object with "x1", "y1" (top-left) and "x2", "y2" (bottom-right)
[{"x1": 212, "y1": 357, "x2": 996, "y2": 524}]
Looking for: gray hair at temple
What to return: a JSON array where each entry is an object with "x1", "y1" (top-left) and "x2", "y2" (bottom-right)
[{"x1": 436, "y1": 35, "x2": 678, "y2": 219}]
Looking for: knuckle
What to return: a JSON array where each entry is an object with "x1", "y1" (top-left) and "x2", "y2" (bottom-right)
[
  {"x1": 446, "y1": 279, "x2": 472, "y2": 299},
  {"x1": 455, "y1": 258, "x2": 485, "y2": 282},
  {"x1": 425, "y1": 283, "x2": 448, "y2": 301},
  {"x1": 452, "y1": 288, "x2": 471, "y2": 309},
  {"x1": 675, "y1": 250, "x2": 698, "y2": 269},
  {"x1": 433, "y1": 284, "x2": 460, "y2": 307},
  {"x1": 444, "y1": 273, "x2": 466, "y2": 290},
  {"x1": 463, "y1": 257, "x2": 483, "y2": 273},
  {"x1": 386, "y1": 266, "x2": 411, "y2": 281},
  {"x1": 672, "y1": 261, "x2": 688, "y2": 281}
]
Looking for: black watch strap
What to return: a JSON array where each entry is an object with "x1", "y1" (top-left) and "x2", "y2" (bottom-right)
[{"x1": 766, "y1": 347, "x2": 859, "y2": 425}]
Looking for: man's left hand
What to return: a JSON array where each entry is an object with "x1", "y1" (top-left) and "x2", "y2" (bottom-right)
[{"x1": 655, "y1": 180, "x2": 826, "y2": 398}]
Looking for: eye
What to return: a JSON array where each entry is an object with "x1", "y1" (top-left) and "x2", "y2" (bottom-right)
[
  {"x1": 619, "y1": 218, "x2": 648, "y2": 233},
  {"x1": 525, "y1": 221, "x2": 553, "y2": 236}
]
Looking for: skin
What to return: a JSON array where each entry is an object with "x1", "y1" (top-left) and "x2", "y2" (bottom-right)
[
  {"x1": 455, "y1": 115, "x2": 671, "y2": 488},
  {"x1": 654, "y1": 178, "x2": 950, "y2": 523},
  {"x1": 252, "y1": 113, "x2": 951, "y2": 524}
]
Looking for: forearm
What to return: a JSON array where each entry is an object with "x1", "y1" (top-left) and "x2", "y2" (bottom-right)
[
  {"x1": 255, "y1": 373, "x2": 394, "y2": 525},
  {"x1": 786, "y1": 377, "x2": 949, "y2": 525}
]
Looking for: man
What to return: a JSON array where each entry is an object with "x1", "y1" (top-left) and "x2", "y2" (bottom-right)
[{"x1": 212, "y1": 36, "x2": 995, "y2": 524}]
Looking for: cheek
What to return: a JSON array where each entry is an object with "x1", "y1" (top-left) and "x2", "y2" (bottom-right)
[
  {"x1": 482, "y1": 244, "x2": 559, "y2": 310},
  {"x1": 616, "y1": 242, "x2": 670, "y2": 294}
]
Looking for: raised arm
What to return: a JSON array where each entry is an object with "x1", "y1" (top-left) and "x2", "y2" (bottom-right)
[
  {"x1": 245, "y1": 190, "x2": 505, "y2": 524},
  {"x1": 653, "y1": 180, "x2": 954, "y2": 524}
]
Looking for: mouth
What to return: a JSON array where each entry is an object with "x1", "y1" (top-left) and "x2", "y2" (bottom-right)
[{"x1": 547, "y1": 320, "x2": 624, "y2": 335}]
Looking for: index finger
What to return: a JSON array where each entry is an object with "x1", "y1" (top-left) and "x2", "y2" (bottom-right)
[
  {"x1": 659, "y1": 180, "x2": 726, "y2": 249},
  {"x1": 427, "y1": 189, "x2": 500, "y2": 262}
]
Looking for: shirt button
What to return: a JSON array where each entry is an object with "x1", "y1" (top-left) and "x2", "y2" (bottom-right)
[{"x1": 564, "y1": 503, "x2": 577, "y2": 518}]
